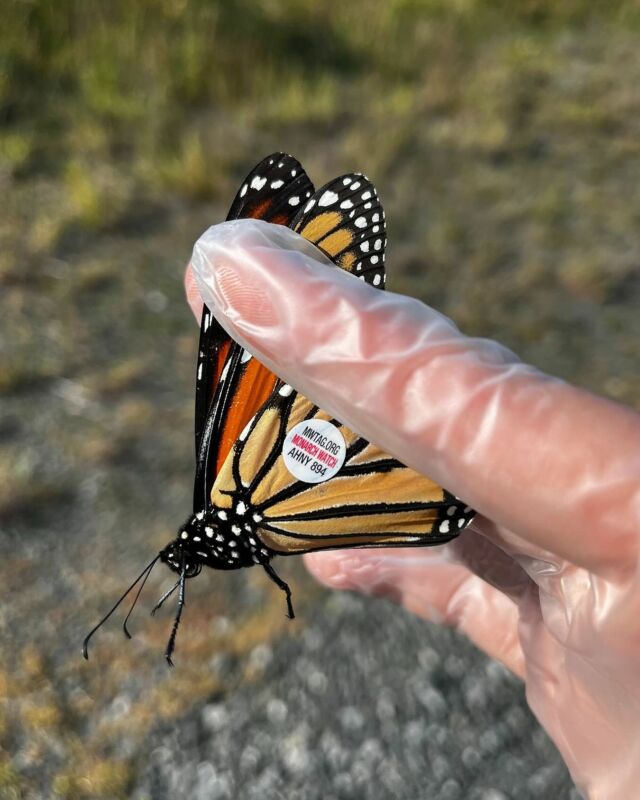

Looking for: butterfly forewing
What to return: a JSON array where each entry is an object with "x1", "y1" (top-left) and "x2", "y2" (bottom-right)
[
  {"x1": 226, "y1": 153, "x2": 315, "y2": 224},
  {"x1": 193, "y1": 153, "x2": 314, "y2": 512}
]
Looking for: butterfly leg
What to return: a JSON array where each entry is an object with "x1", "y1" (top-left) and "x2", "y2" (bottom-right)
[
  {"x1": 263, "y1": 562, "x2": 295, "y2": 620},
  {"x1": 165, "y1": 559, "x2": 187, "y2": 666},
  {"x1": 151, "y1": 578, "x2": 181, "y2": 616}
]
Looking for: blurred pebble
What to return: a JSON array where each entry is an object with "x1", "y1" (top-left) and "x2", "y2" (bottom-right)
[
  {"x1": 306, "y1": 668, "x2": 328, "y2": 694},
  {"x1": 266, "y1": 697, "x2": 287, "y2": 725},
  {"x1": 248, "y1": 643, "x2": 272, "y2": 671},
  {"x1": 440, "y1": 778, "x2": 462, "y2": 799},
  {"x1": 201, "y1": 703, "x2": 228, "y2": 732},
  {"x1": 462, "y1": 746, "x2": 482, "y2": 770},
  {"x1": 339, "y1": 706, "x2": 364, "y2": 732},
  {"x1": 415, "y1": 685, "x2": 447, "y2": 718}
]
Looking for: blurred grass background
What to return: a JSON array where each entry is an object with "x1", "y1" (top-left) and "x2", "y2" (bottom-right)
[{"x1": 2, "y1": 1, "x2": 640, "y2": 797}]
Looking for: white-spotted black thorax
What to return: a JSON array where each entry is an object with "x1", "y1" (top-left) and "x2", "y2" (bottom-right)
[{"x1": 161, "y1": 503, "x2": 273, "y2": 573}]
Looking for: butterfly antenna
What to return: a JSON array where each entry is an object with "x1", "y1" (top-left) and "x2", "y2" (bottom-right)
[
  {"x1": 150, "y1": 578, "x2": 181, "y2": 616},
  {"x1": 165, "y1": 555, "x2": 187, "y2": 667},
  {"x1": 122, "y1": 556, "x2": 160, "y2": 639},
  {"x1": 83, "y1": 555, "x2": 160, "y2": 660}
]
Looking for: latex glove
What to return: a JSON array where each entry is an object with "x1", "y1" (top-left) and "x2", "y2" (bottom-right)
[{"x1": 186, "y1": 219, "x2": 640, "y2": 800}]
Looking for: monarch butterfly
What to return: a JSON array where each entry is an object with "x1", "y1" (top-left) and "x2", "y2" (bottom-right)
[{"x1": 83, "y1": 154, "x2": 475, "y2": 664}]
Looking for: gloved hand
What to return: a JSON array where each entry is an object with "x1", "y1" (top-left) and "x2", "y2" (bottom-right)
[{"x1": 186, "y1": 219, "x2": 640, "y2": 800}]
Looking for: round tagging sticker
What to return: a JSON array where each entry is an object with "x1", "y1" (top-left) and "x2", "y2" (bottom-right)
[{"x1": 282, "y1": 419, "x2": 347, "y2": 484}]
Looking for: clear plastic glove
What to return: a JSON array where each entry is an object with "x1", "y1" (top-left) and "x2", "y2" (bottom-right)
[{"x1": 186, "y1": 219, "x2": 640, "y2": 800}]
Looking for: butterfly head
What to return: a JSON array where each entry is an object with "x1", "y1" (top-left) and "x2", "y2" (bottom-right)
[{"x1": 160, "y1": 512, "x2": 213, "y2": 577}]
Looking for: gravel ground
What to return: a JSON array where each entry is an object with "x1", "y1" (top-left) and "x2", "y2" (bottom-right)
[{"x1": 133, "y1": 592, "x2": 577, "y2": 800}]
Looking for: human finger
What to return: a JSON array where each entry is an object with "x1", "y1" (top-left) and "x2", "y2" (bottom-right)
[
  {"x1": 191, "y1": 220, "x2": 640, "y2": 575},
  {"x1": 304, "y1": 539, "x2": 527, "y2": 677}
]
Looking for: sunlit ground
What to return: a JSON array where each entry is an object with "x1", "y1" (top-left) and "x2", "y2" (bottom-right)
[{"x1": 2, "y1": 2, "x2": 639, "y2": 796}]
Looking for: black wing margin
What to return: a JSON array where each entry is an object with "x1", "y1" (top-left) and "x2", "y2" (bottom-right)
[{"x1": 193, "y1": 153, "x2": 314, "y2": 512}]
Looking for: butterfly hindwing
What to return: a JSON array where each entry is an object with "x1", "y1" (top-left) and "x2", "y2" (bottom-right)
[
  {"x1": 193, "y1": 153, "x2": 314, "y2": 512},
  {"x1": 210, "y1": 385, "x2": 474, "y2": 554},
  {"x1": 291, "y1": 173, "x2": 386, "y2": 288}
]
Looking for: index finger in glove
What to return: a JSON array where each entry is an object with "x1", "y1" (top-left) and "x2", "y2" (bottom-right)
[{"x1": 188, "y1": 219, "x2": 640, "y2": 576}]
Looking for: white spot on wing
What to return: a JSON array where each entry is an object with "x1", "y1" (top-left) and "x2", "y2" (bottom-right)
[
  {"x1": 239, "y1": 418, "x2": 254, "y2": 441},
  {"x1": 217, "y1": 510, "x2": 228, "y2": 521},
  {"x1": 239, "y1": 184, "x2": 248, "y2": 197},
  {"x1": 197, "y1": 363, "x2": 203, "y2": 380},
  {"x1": 279, "y1": 384, "x2": 293, "y2": 396},
  {"x1": 288, "y1": 196, "x2": 300, "y2": 206},
  {"x1": 350, "y1": 181, "x2": 361, "y2": 190},
  {"x1": 237, "y1": 501, "x2": 247, "y2": 515},
  {"x1": 355, "y1": 216, "x2": 367, "y2": 228},
  {"x1": 241, "y1": 349, "x2": 252, "y2": 363},
  {"x1": 340, "y1": 199, "x2": 354, "y2": 209},
  {"x1": 343, "y1": 177, "x2": 352, "y2": 185},
  {"x1": 373, "y1": 274, "x2": 381, "y2": 286},
  {"x1": 304, "y1": 199, "x2": 316, "y2": 212},
  {"x1": 360, "y1": 241, "x2": 369, "y2": 252},
  {"x1": 219, "y1": 360, "x2": 231, "y2": 383},
  {"x1": 250, "y1": 175, "x2": 267, "y2": 191},
  {"x1": 270, "y1": 179, "x2": 284, "y2": 189},
  {"x1": 361, "y1": 191, "x2": 371, "y2": 200},
  {"x1": 318, "y1": 190, "x2": 339, "y2": 207}
]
